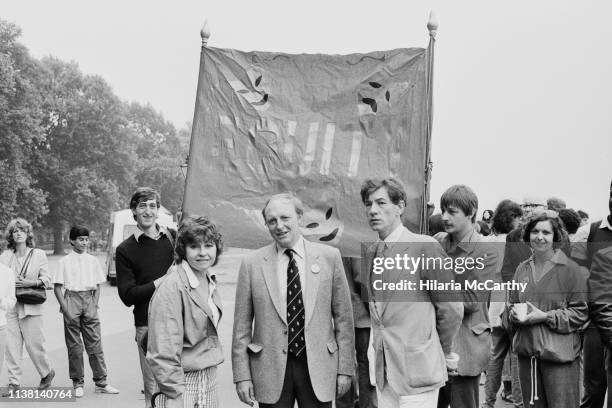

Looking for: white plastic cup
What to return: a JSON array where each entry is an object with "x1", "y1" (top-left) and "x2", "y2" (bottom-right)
[
  {"x1": 514, "y1": 303, "x2": 528, "y2": 321},
  {"x1": 446, "y1": 352, "x2": 459, "y2": 372}
]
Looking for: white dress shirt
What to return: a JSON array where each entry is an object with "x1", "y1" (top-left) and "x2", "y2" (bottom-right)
[
  {"x1": 380, "y1": 223, "x2": 407, "y2": 248},
  {"x1": 53, "y1": 251, "x2": 106, "y2": 291},
  {"x1": 276, "y1": 236, "x2": 306, "y2": 306}
]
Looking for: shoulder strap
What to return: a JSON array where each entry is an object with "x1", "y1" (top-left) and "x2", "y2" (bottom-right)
[
  {"x1": 586, "y1": 220, "x2": 603, "y2": 267},
  {"x1": 19, "y1": 249, "x2": 34, "y2": 278}
]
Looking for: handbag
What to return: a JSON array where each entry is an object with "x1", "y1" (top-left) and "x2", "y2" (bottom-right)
[{"x1": 15, "y1": 250, "x2": 47, "y2": 305}]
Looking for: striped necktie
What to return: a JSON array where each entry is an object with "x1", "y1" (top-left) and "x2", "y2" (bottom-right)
[{"x1": 285, "y1": 249, "x2": 305, "y2": 357}]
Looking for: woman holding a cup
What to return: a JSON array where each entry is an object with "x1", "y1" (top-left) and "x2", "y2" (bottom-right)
[{"x1": 509, "y1": 212, "x2": 588, "y2": 408}]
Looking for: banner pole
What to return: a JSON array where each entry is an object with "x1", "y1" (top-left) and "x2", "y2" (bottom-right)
[
  {"x1": 181, "y1": 20, "x2": 211, "y2": 218},
  {"x1": 422, "y1": 11, "x2": 438, "y2": 233}
]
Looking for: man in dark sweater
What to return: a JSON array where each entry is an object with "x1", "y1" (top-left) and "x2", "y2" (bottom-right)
[{"x1": 116, "y1": 187, "x2": 175, "y2": 408}]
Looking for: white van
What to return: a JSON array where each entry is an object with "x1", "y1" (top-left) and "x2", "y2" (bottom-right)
[{"x1": 105, "y1": 207, "x2": 176, "y2": 285}]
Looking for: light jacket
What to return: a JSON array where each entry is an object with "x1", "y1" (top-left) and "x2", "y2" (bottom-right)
[
  {"x1": 231, "y1": 239, "x2": 354, "y2": 404},
  {"x1": 146, "y1": 263, "x2": 223, "y2": 400},
  {"x1": 510, "y1": 250, "x2": 588, "y2": 362},
  {"x1": 368, "y1": 227, "x2": 463, "y2": 395},
  {"x1": 437, "y1": 230, "x2": 498, "y2": 376}
]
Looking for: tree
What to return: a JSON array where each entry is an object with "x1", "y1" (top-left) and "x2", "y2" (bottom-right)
[
  {"x1": 0, "y1": 20, "x2": 189, "y2": 253},
  {"x1": 125, "y1": 102, "x2": 188, "y2": 213},
  {"x1": 0, "y1": 19, "x2": 48, "y2": 227},
  {"x1": 32, "y1": 57, "x2": 137, "y2": 253}
]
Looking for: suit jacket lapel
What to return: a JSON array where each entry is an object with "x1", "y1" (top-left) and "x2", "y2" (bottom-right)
[
  {"x1": 261, "y1": 244, "x2": 287, "y2": 325},
  {"x1": 365, "y1": 242, "x2": 382, "y2": 321},
  {"x1": 303, "y1": 240, "x2": 321, "y2": 328},
  {"x1": 379, "y1": 229, "x2": 412, "y2": 317}
]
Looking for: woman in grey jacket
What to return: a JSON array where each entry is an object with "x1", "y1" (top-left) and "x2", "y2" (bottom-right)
[
  {"x1": 509, "y1": 212, "x2": 588, "y2": 408},
  {"x1": 147, "y1": 216, "x2": 224, "y2": 408}
]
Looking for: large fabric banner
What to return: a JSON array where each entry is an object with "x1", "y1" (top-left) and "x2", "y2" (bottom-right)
[{"x1": 182, "y1": 46, "x2": 432, "y2": 256}]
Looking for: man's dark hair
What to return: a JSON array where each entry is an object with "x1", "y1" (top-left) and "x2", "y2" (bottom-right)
[
  {"x1": 492, "y1": 199, "x2": 523, "y2": 235},
  {"x1": 558, "y1": 209, "x2": 581, "y2": 235},
  {"x1": 69, "y1": 226, "x2": 90, "y2": 241},
  {"x1": 428, "y1": 214, "x2": 445, "y2": 236},
  {"x1": 360, "y1": 178, "x2": 406, "y2": 206},
  {"x1": 546, "y1": 197, "x2": 566, "y2": 211},
  {"x1": 175, "y1": 216, "x2": 223, "y2": 266},
  {"x1": 129, "y1": 187, "x2": 161, "y2": 210},
  {"x1": 522, "y1": 213, "x2": 564, "y2": 250},
  {"x1": 440, "y1": 185, "x2": 479, "y2": 223}
]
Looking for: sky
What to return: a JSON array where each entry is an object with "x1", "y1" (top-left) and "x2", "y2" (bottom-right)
[{"x1": 3, "y1": 0, "x2": 611, "y2": 220}]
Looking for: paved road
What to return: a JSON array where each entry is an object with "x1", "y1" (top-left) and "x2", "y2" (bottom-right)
[{"x1": 0, "y1": 249, "x2": 513, "y2": 408}]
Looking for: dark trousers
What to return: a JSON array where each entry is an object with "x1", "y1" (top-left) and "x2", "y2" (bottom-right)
[
  {"x1": 259, "y1": 353, "x2": 331, "y2": 408},
  {"x1": 63, "y1": 290, "x2": 107, "y2": 387},
  {"x1": 437, "y1": 374, "x2": 479, "y2": 408},
  {"x1": 336, "y1": 328, "x2": 377, "y2": 408},
  {"x1": 581, "y1": 326, "x2": 606, "y2": 408},
  {"x1": 518, "y1": 355, "x2": 579, "y2": 408},
  {"x1": 605, "y1": 346, "x2": 612, "y2": 408},
  {"x1": 483, "y1": 327, "x2": 523, "y2": 408}
]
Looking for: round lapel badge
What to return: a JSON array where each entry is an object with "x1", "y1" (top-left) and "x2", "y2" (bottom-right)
[{"x1": 311, "y1": 264, "x2": 321, "y2": 274}]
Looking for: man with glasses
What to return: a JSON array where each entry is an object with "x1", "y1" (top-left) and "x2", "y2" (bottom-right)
[{"x1": 116, "y1": 187, "x2": 175, "y2": 408}]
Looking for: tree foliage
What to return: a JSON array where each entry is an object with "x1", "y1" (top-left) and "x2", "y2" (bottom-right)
[
  {"x1": 125, "y1": 102, "x2": 188, "y2": 213},
  {"x1": 0, "y1": 20, "x2": 48, "y2": 227},
  {"x1": 0, "y1": 20, "x2": 188, "y2": 252}
]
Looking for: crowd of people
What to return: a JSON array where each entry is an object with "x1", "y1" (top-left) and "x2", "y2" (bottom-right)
[{"x1": 0, "y1": 179, "x2": 610, "y2": 408}]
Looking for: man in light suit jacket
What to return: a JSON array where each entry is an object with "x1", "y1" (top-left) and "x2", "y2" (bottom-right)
[
  {"x1": 361, "y1": 178, "x2": 463, "y2": 408},
  {"x1": 232, "y1": 193, "x2": 354, "y2": 408}
]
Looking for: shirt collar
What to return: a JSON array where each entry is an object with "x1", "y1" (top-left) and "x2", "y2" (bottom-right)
[
  {"x1": 181, "y1": 260, "x2": 216, "y2": 289},
  {"x1": 276, "y1": 235, "x2": 305, "y2": 260},
  {"x1": 440, "y1": 228, "x2": 477, "y2": 253},
  {"x1": 381, "y1": 224, "x2": 405, "y2": 246},
  {"x1": 601, "y1": 217, "x2": 612, "y2": 231},
  {"x1": 134, "y1": 224, "x2": 171, "y2": 243},
  {"x1": 528, "y1": 249, "x2": 568, "y2": 266}
]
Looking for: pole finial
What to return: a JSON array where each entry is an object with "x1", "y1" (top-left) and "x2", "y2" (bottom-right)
[
  {"x1": 200, "y1": 19, "x2": 211, "y2": 47},
  {"x1": 427, "y1": 11, "x2": 438, "y2": 38}
]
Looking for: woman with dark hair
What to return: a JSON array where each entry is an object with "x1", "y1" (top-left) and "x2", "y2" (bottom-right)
[
  {"x1": 509, "y1": 213, "x2": 588, "y2": 408},
  {"x1": 147, "y1": 216, "x2": 224, "y2": 408},
  {"x1": 0, "y1": 218, "x2": 55, "y2": 393},
  {"x1": 483, "y1": 200, "x2": 523, "y2": 407},
  {"x1": 491, "y1": 200, "x2": 523, "y2": 236}
]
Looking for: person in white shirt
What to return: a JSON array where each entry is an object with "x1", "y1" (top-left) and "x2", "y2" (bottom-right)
[
  {"x1": 0, "y1": 262, "x2": 16, "y2": 381},
  {"x1": 53, "y1": 226, "x2": 119, "y2": 398}
]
